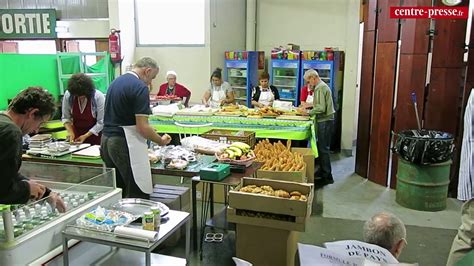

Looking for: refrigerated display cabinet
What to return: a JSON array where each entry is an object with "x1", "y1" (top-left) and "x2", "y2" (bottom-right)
[
  {"x1": 224, "y1": 51, "x2": 261, "y2": 107},
  {"x1": 0, "y1": 162, "x2": 121, "y2": 265},
  {"x1": 270, "y1": 50, "x2": 302, "y2": 106}
]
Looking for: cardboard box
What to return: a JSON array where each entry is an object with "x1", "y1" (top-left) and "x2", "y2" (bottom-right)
[
  {"x1": 227, "y1": 207, "x2": 308, "y2": 232},
  {"x1": 229, "y1": 178, "x2": 313, "y2": 218},
  {"x1": 291, "y1": 147, "x2": 314, "y2": 183},
  {"x1": 236, "y1": 223, "x2": 299, "y2": 266},
  {"x1": 256, "y1": 165, "x2": 307, "y2": 183}
]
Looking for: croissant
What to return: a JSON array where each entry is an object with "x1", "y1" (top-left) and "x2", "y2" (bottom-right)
[
  {"x1": 274, "y1": 189, "x2": 290, "y2": 198},
  {"x1": 290, "y1": 191, "x2": 302, "y2": 197},
  {"x1": 260, "y1": 185, "x2": 274, "y2": 192},
  {"x1": 240, "y1": 186, "x2": 254, "y2": 193}
]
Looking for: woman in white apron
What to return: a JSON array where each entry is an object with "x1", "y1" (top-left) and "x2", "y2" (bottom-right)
[
  {"x1": 202, "y1": 68, "x2": 235, "y2": 108},
  {"x1": 299, "y1": 81, "x2": 314, "y2": 109},
  {"x1": 251, "y1": 72, "x2": 280, "y2": 108}
]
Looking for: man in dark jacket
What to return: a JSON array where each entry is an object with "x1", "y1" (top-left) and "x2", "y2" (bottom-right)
[{"x1": 0, "y1": 87, "x2": 65, "y2": 212}]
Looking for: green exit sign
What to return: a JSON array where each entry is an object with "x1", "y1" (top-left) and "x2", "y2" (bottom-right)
[{"x1": 0, "y1": 9, "x2": 56, "y2": 39}]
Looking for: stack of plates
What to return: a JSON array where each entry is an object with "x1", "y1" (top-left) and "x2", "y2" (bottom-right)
[{"x1": 29, "y1": 134, "x2": 52, "y2": 151}]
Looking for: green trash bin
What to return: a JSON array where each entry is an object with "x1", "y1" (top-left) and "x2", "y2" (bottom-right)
[{"x1": 396, "y1": 158, "x2": 451, "y2": 211}]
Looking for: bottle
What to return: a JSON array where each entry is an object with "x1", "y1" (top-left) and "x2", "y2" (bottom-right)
[
  {"x1": 142, "y1": 211, "x2": 155, "y2": 231},
  {"x1": 150, "y1": 206, "x2": 161, "y2": 231}
]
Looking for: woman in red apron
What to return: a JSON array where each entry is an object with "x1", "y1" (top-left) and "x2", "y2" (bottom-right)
[{"x1": 61, "y1": 73, "x2": 105, "y2": 145}]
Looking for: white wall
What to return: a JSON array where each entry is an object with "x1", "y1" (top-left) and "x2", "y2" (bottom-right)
[
  {"x1": 256, "y1": 0, "x2": 361, "y2": 154},
  {"x1": 108, "y1": 0, "x2": 245, "y2": 104},
  {"x1": 108, "y1": 0, "x2": 136, "y2": 75},
  {"x1": 56, "y1": 19, "x2": 109, "y2": 39},
  {"x1": 340, "y1": 0, "x2": 361, "y2": 156},
  {"x1": 210, "y1": 0, "x2": 246, "y2": 71}
]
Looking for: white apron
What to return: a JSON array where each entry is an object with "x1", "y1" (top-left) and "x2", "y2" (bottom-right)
[
  {"x1": 121, "y1": 125, "x2": 153, "y2": 194},
  {"x1": 306, "y1": 90, "x2": 314, "y2": 104},
  {"x1": 210, "y1": 88, "x2": 227, "y2": 108},
  {"x1": 258, "y1": 88, "x2": 274, "y2": 107}
]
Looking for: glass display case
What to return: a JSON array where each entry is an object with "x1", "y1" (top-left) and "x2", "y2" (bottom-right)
[
  {"x1": 270, "y1": 50, "x2": 302, "y2": 106},
  {"x1": 224, "y1": 51, "x2": 261, "y2": 107},
  {"x1": 0, "y1": 161, "x2": 122, "y2": 265}
]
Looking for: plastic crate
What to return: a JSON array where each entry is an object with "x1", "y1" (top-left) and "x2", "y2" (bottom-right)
[{"x1": 201, "y1": 129, "x2": 256, "y2": 148}]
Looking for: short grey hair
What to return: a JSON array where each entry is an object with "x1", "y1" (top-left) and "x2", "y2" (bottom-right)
[
  {"x1": 363, "y1": 212, "x2": 406, "y2": 251},
  {"x1": 134, "y1": 57, "x2": 159, "y2": 69},
  {"x1": 303, "y1": 69, "x2": 319, "y2": 80}
]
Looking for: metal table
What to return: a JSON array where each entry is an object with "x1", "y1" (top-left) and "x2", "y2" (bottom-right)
[
  {"x1": 191, "y1": 162, "x2": 262, "y2": 251},
  {"x1": 62, "y1": 210, "x2": 191, "y2": 266}
]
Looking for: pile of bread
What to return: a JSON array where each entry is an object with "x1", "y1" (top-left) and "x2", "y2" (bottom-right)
[
  {"x1": 255, "y1": 139, "x2": 306, "y2": 171},
  {"x1": 239, "y1": 184, "x2": 307, "y2": 201}
]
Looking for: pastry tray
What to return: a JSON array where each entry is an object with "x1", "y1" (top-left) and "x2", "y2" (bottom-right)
[{"x1": 110, "y1": 198, "x2": 169, "y2": 217}]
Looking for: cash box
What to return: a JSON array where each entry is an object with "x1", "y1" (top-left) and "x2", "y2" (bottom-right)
[{"x1": 200, "y1": 163, "x2": 231, "y2": 181}]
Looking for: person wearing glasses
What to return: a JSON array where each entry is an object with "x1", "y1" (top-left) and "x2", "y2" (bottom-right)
[
  {"x1": 157, "y1": 70, "x2": 191, "y2": 107},
  {"x1": 101, "y1": 57, "x2": 171, "y2": 199},
  {"x1": 299, "y1": 69, "x2": 335, "y2": 186},
  {"x1": 363, "y1": 212, "x2": 407, "y2": 259}
]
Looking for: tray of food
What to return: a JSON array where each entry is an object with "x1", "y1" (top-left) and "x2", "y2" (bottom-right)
[
  {"x1": 110, "y1": 198, "x2": 169, "y2": 217},
  {"x1": 76, "y1": 206, "x2": 135, "y2": 232}
]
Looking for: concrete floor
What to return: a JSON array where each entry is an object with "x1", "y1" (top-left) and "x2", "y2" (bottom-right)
[{"x1": 154, "y1": 153, "x2": 462, "y2": 266}]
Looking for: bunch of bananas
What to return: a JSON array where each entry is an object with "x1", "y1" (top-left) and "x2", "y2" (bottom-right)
[{"x1": 219, "y1": 142, "x2": 255, "y2": 160}]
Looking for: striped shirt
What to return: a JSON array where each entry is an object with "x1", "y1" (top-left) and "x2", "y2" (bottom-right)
[{"x1": 458, "y1": 89, "x2": 474, "y2": 201}]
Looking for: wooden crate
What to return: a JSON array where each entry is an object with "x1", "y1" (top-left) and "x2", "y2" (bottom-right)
[
  {"x1": 228, "y1": 177, "x2": 313, "y2": 227},
  {"x1": 227, "y1": 207, "x2": 308, "y2": 232},
  {"x1": 256, "y1": 165, "x2": 307, "y2": 183},
  {"x1": 201, "y1": 129, "x2": 256, "y2": 148}
]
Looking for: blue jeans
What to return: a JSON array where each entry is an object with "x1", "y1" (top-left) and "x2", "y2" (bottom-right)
[{"x1": 316, "y1": 120, "x2": 333, "y2": 180}]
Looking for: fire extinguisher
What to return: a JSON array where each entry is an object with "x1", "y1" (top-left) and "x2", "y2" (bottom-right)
[{"x1": 109, "y1": 29, "x2": 122, "y2": 64}]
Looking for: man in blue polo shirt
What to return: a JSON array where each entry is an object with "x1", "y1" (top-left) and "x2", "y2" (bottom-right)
[{"x1": 101, "y1": 57, "x2": 171, "y2": 199}]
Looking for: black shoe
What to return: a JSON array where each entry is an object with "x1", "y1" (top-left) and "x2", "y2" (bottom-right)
[
  {"x1": 324, "y1": 178, "x2": 334, "y2": 184},
  {"x1": 314, "y1": 170, "x2": 322, "y2": 178}
]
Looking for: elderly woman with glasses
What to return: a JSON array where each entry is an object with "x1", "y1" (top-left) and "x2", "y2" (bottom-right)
[{"x1": 158, "y1": 70, "x2": 192, "y2": 107}]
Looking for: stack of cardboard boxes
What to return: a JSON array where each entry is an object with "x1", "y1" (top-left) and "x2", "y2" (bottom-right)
[{"x1": 228, "y1": 178, "x2": 313, "y2": 266}]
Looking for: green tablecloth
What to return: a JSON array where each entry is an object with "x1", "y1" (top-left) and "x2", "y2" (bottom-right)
[
  {"x1": 41, "y1": 115, "x2": 319, "y2": 157},
  {"x1": 150, "y1": 115, "x2": 318, "y2": 157}
]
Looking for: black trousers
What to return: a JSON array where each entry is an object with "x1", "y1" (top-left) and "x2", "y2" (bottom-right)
[
  {"x1": 101, "y1": 135, "x2": 150, "y2": 199},
  {"x1": 315, "y1": 120, "x2": 333, "y2": 180}
]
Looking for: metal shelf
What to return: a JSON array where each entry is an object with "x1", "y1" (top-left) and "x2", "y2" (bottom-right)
[
  {"x1": 232, "y1": 86, "x2": 247, "y2": 89},
  {"x1": 275, "y1": 85, "x2": 296, "y2": 88},
  {"x1": 56, "y1": 52, "x2": 111, "y2": 95},
  {"x1": 229, "y1": 75, "x2": 247, "y2": 78},
  {"x1": 274, "y1": 75, "x2": 297, "y2": 79}
]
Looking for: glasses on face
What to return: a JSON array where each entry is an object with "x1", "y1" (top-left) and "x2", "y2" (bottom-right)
[{"x1": 401, "y1": 238, "x2": 408, "y2": 246}]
